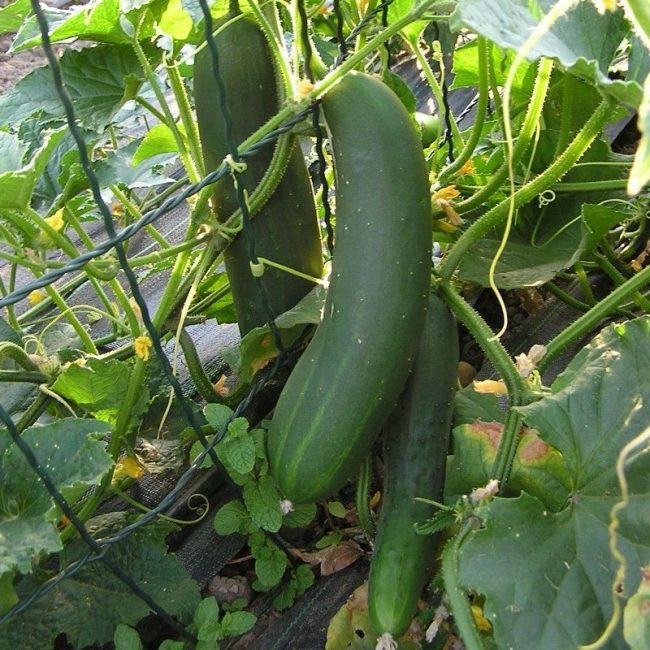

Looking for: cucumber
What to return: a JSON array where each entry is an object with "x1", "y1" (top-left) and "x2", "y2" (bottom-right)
[
  {"x1": 193, "y1": 15, "x2": 323, "y2": 335},
  {"x1": 267, "y1": 72, "x2": 432, "y2": 504},
  {"x1": 368, "y1": 293, "x2": 458, "y2": 641}
]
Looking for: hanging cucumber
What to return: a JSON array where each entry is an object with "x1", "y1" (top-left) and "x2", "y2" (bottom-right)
[
  {"x1": 267, "y1": 71, "x2": 433, "y2": 504},
  {"x1": 193, "y1": 14, "x2": 323, "y2": 335},
  {"x1": 368, "y1": 293, "x2": 458, "y2": 643}
]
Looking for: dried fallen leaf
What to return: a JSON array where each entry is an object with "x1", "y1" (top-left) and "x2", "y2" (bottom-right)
[{"x1": 292, "y1": 540, "x2": 363, "y2": 576}]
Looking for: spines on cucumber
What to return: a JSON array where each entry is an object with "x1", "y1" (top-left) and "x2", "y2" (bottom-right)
[
  {"x1": 267, "y1": 71, "x2": 433, "y2": 504},
  {"x1": 368, "y1": 293, "x2": 459, "y2": 641}
]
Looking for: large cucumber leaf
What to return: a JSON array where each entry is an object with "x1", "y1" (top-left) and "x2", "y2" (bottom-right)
[
  {"x1": 0, "y1": 45, "x2": 147, "y2": 131},
  {"x1": 451, "y1": 0, "x2": 641, "y2": 107},
  {"x1": 0, "y1": 516, "x2": 200, "y2": 649},
  {"x1": 0, "y1": 419, "x2": 112, "y2": 577},
  {"x1": 458, "y1": 317, "x2": 650, "y2": 649}
]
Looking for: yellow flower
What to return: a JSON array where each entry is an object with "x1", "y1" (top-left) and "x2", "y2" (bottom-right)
[
  {"x1": 134, "y1": 335, "x2": 152, "y2": 361},
  {"x1": 297, "y1": 78, "x2": 314, "y2": 97},
  {"x1": 28, "y1": 289, "x2": 46, "y2": 305},
  {"x1": 113, "y1": 456, "x2": 145, "y2": 480},
  {"x1": 593, "y1": 0, "x2": 617, "y2": 13},
  {"x1": 45, "y1": 208, "x2": 64, "y2": 232},
  {"x1": 473, "y1": 379, "x2": 508, "y2": 395},
  {"x1": 459, "y1": 159, "x2": 476, "y2": 175},
  {"x1": 432, "y1": 185, "x2": 460, "y2": 202}
]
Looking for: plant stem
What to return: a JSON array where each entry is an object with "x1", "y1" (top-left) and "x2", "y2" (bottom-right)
[
  {"x1": 441, "y1": 96, "x2": 615, "y2": 278},
  {"x1": 442, "y1": 518, "x2": 484, "y2": 650},
  {"x1": 165, "y1": 59, "x2": 205, "y2": 176},
  {"x1": 539, "y1": 263, "x2": 650, "y2": 374},
  {"x1": 490, "y1": 409, "x2": 524, "y2": 487},
  {"x1": 16, "y1": 391, "x2": 51, "y2": 431},
  {"x1": 0, "y1": 370, "x2": 48, "y2": 383},
  {"x1": 439, "y1": 36, "x2": 489, "y2": 182},
  {"x1": 593, "y1": 251, "x2": 650, "y2": 312},
  {"x1": 439, "y1": 281, "x2": 524, "y2": 402},
  {"x1": 573, "y1": 263, "x2": 596, "y2": 306},
  {"x1": 456, "y1": 57, "x2": 553, "y2": 213},
  {"x1": 132, "y1": 19, "x2": 201, "y2": 184},
  {"x1": 111, "y1": 185, "x2": 170, "y2": 249},
  {"x1": 178, "y1": 328, "x2": 221, "y2": 403}
]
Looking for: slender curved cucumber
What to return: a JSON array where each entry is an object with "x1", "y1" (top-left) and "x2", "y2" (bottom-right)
[
  {"x1": 193, "y1": 15, "x2": 323, "y2": 335},
  {"x1": 267, "y1": 71, "x2": 433, "y2": 504},
  {"x1": 368, "y1": 293, "x2": 458, "y2": 640}
]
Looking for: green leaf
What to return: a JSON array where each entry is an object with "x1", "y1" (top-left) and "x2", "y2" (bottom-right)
[
  {"x1": 0, "y1": 0, "x2": 31, "y2": 35},
  {"x1": 114, "y1": 624, "x2": 143, "y2": 650},
  {"x1": 629, "y1": 73, "x2": 650, "y2": 195},
  {"x1": 283, "y1": 502, "x2": 317, "y2": 528},
  {"x1": 624, "y1": 568, "x2": 650, "y2": 649},
  {"x1": 249, "y1": 530, "x2": 287, "y2": 587},
  {"x1": 227, "y1": 418, "x2": 249, "y2": 439},
  {"x1": 132, "y1": 124, "x2": 179, "y2": 166},
  {"x1": 0, "y1": 520, "x2": 200, "y2": 649},
  {"x1": 315, "y1": 531, "x2": 343, "y2": 549},
  {"x1": 444, "y1": 421, "x2": 571, "y2": 510},
  {"x1": 452, "y1": 40, "x2": 535, "y2": 103},
  {"x1": 382, "y1": 70, "x2": 416, "y2": 115},
  {"x1": 52, "y1": 358, "x2": 149, "y2": 428},
  {"x1": 0, "y1": 45, "x2": 147, "y2": 131},
  {"x1": 194, "y1": 597, "x2": 220, "y2": 642},
  {"x1": 0, "y1": 418, "x2": 112, "y2": 576},
  {"x1": 0, "y1": 128, "x2": 65, "y2": 209},
  {"x1": 518, "y1": 317, "x2": 650, "y2": 491},
  {"x1": 459, "y1": 317, "x2": 650, "y2": 649},
  {"x1": 0, "y1": 131, "x2": 28, "y2": 173},
  {"x1": 10, "y1": 0, "x2": 159, "y2": 50},
  {"x1": 213, "y1": 500, "x2": 253, "y2": 536},
  {"x1": 453, "y1": 384, "x2": 505, "y2": 426},
  {"x1": 0, "y1": 572, "x2": 18, "y2": 616},
  {"x1": 158, "y1": 641, "x2": 186, "y2": 650},
  {"x1": 623, "y1": 0, "x2": 650, "y2": 50},
  {"x1": 457, "y1": 136, "x2": 630, "y2": 288},
  {"x1": 327, "y1": 501, "x2": 347, "y2": 519},
  {"x1": 94, "y1": 139, "x2": 175, "y2": 189},
  {"x1": 204, "y1": 403, "x2": 234, "y2": 431},
  {"x1": 220, "y1": 610, "x2": 257, "y2": 637},
  {"x1": 274, "y1": 284, "x2": 326, "y2": 329},
  {"x1": 451, "y1": 0, "x2": 641, "y2": 106},
  {"x1": 243, "y1": 475, "x2": 283, "y2": 532},
  {"x1": 219, "y1": 435, "x2": 256, "y2": 475}
]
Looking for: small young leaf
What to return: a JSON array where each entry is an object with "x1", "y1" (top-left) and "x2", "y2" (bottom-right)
[
  {"x1": 114, "y1": 624, "x2": 143, "y2": 650},
  {"x1": 249, "y1": 531, "x2": 287, "y2": 587},
  {"x1": 283, "y1": 502, "x2": 317, "y2": 528},
  {"x1": 213, "y1": 500, "x2": 252, "y2": 536},
  {"x1": 220, "y1": 611, "x2": 256, "y2": 637},
  {"x1": 227, "y1": 417, "x2": 249, "y2": 439},
  {"x1": 219, "y1": 436, "x2": 256, "y2": 475},
  {"x1": 327, "y1": 501, "x2": 347, "y2": 519},
  {"x1": 204, "y1": 403, "x2": 234, "y2": 430},
  {"x1": 194, "y1": 597, "x2": 220, "y2": 637},
  {"x1": 243, "y1": 476, "x2": 283, "y2": 532},
  {"x1": 158, "y1": 641, "x2": 185, "y2": 650},
  {"x1": 315, "y1": 532, "x2": 343, "y2": 549}
]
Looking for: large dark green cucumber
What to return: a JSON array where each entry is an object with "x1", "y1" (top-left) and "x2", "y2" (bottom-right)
[
  {"x1": 368, "y1": 294, "x2": 458, "y2": 640},
  {"x1": 267, "y1": 72, "x2": 433, "y2": 504},
  {"x1": 193, "y1": 15, "x2": 323, "y2": 335}
]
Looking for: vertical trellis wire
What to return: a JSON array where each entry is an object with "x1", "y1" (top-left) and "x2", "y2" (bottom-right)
[
  {"x1": 297, "y1": 0, "x2": 335, "y2": 257},
  {"x1": 0, "y1": 0, "x2": 407, "y2": 637}
]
